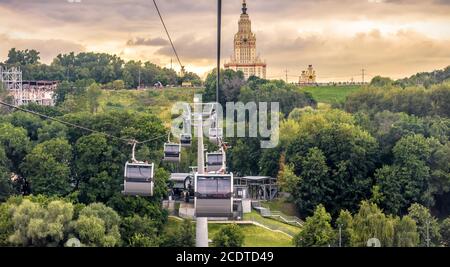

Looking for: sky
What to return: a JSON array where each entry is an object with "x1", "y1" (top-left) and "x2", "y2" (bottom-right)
[{"x1": 0, "y1": 0, "x2": 449, "y2": 82}]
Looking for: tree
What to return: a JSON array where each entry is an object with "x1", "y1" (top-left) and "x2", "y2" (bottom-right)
[
  {"x1": 21, "y1": 138, "x2": 72, "y2": 196},
  {"x1": 287, "y1": 118, "x2": 379, "y2": 215},
  {"x1": 7, "y1": 111, "x2": 43, "y2": 141},
  {"x1": 86, "y1": 83, "x2": 102, "y2": 113},
  {"x1": 351, "y1": 201, "x2": 395, "y2": 247},
  {"x1": 204, "y1": 69, "x2": 245, "y2": 105},
  {"x1": 292, "y1": 148, "x2": 331, "y2": 216},
  {"x1": 440, "y1": 218, "x2": 450, "y2": 247},
  {"x1": 0, "y1": 202, "x2": 14, "y2": 246},
  {"x1": 375, "y1": 135, "x2": 435, "y2": 214},
  {"x1": 293, "y1": 204, "x2": 334, "y2": 247},
  {"x1": 8, "y1": 199, "x2": 74, "y2": 247},
  {"x1": 73, "y1": 203, "x2": 121, "y2": 247},
  {"x1": 74, "y1": 133, "x2": 118, "y2": 203},
  {"x1": 407, "y1": 203, "x2": 441, "y2": 247},
  {"x1": 212, "y1": 224, "x2": 245, "y2": 247},
  {"x1": 120, "y1": 215, "x2": 159, "y2": 247},
  {"x1": 336, "y1": 210, "x2": 353, "y2": 247},
  {"x1": 393, "y1": 216, "x2": 419, "y2": 247},
  {"x1": 0, "y1": 145, "x2": 15, "y2": 201},
  {"x1": 161, "y1": 219, "x2": 195, "y2": 247},
  {"x1": 0, "y1": 123, "x2": 32, "y2": 174},
  {"x1": 6, "y1": 48, "x2": 41, "y2": 65},
  {"x1": 370, "y1": 76, "x2": 394, "y2": 87},
  {"x1": 112, "y1": 80, "x2": 125, "y2": 90},
  {"x1": 37, "y1": 121, "x2": 68, "y2": 142}
]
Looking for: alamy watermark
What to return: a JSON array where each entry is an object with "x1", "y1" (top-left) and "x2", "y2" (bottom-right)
[{"x1": 171, "y1": 94, "x2": 279, "y2": 149}]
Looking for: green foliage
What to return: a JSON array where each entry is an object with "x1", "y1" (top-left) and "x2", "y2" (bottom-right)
[
  {"x1": 204, "y1": 69, "x2": 245, "y2": 105},
  {"x1": 292, "y1": 148, "x2": 331, "y2": 215},
  {"x1": 407, "y1": 203, "x2": 441, "y2": 247},
  {"x1": 375, "y1": 135, "x2": 439, "y2": 215},
  {"x1": 345, "y1": 84, "x2": 450, "y2": 117},
  {"x1": 286, "y1": 112, "x2": 379, "y2": 215},
  {"x1": 7, "y1": 111, "x2": 43, "y2": 141},
  {"x1": 370, "y1": 76, "x2": 394, "y2": 87},
  {"x1": 0, "y1": 145, "x2": 15, "y2": 201},
  {"x1": 336, "y1": 210, "x2": 353, "y2": 247},
  {"x1": 120, "y1": 215, "x2": 159, "y2": 247},
  {"x1": 240, "y1": 79, "x2": 317, "y2": 115},
  {"x1": 350, "y1": 201, "x2": 395, "y2": 247},
  {"x1": 73, "y1": 203, "x2": 121, "y2": 247},
  {"x1": 8, "y1": 199, "x2": 73, "y2": 247},
  {"x1": 212, "y1": 224, "x2": 245, "y2": 247},
  {"x1": 86, "y1": 83, "x2": 102, "y2": 113},
  {"x1": 0, "y1": 123, "x2": 31, "y2": 173},
  {"x1": 6, "y1": 48, "x2": 40, "y2": 65},
  {"x1": 21, "y1": 138, "x2": 72, "y2": 196},
  {"x1": 393, "y1": 216, "x2": 419, "y2": 247},
  {"x1": 38, "y1": 121, "x2": 68, "y2": 142},
  {"x1": 440, "y1": 218, "x2": 450, "y2": 247},
  {"x1": 161, "y1": 219, "x2": 195, "y2": 247},
  {"x1": 0, "y1": 203, "x2": 14, "y2": 246},
  {"x1": 395, "y1": 66, "x2": 450, "y2": 88},
  {"x1": 293, "y1": 204, "x2": 334, "y2": 247}
]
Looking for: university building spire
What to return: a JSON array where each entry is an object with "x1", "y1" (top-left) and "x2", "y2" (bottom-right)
[{"x1": 224, "y1": 0, "x2": 267, "y2": 80}]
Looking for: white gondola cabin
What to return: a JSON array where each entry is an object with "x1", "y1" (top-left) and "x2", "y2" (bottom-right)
[
  {"x1": 209, "y1": 128, "x2": 223, "y2": 144},
  {"x1": 206, "y1": 152, "x2": 224, "y2": 172},
  {"x1": 194, "y1": 173, "x2": 233, "y2": 218},
  {"x1": 180, "y1": 133, "x2": 192, "y2": 147},
  {"x1": 123, "y1": 162, "x2": 154, "y2": 196},
  {"x1": 163, "y1": 143, "x2": 181, "y2": 162}
]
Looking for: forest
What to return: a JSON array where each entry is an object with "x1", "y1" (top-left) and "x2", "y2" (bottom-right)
[{"x1": 1, "y1": 48, "x2": 450, "y2": 247}]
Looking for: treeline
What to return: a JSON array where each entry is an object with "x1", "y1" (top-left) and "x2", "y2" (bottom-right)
[
  {"x1": 203, "y1": 69, "x2": 317, "y2": 114},
  {"x1": 295, "y1": 201, "x2": 450, "y2": 247},
  {"x1": 1, "y1": 48, "x2": 201, "y2": 88},
  {"x1": 395, "y1": 66, "x2": 450, "y2": 88},
  {"x1": 344, "y1": 84, "x2": 450, "y2": 117}
]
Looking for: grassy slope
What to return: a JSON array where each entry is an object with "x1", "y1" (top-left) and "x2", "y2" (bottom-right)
[
  {"x1": 243, "y1": 211, "x2": 302, "y2": 237},
  {"x1": 166, "y1": 217, "x2": 294, "y2": 247},
  {"x1": 208, "y1": 224, "x2": 294, "y2": 247},
  {"x1": 301, "y1": 85, "x2": 362, "y2": 104},
  {"x1": 260, "y1": 199, "x2": 300, "y2": 217}
]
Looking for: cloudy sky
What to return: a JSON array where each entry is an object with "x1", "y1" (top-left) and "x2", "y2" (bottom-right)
[{"x1": 0, "y1": 0, "x2": 449, "y2": 81}]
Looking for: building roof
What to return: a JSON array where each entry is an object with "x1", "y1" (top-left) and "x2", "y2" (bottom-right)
[{"x1": 170, "y1": 173, "x2": 191, "y2": 182}]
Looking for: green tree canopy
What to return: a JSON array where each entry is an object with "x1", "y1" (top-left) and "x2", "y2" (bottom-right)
[
  {"x1": 212, "y1": 224, "x2": 245, "y2": 247},
  {"x1": 293, "y1": 204, "x2": 335, "y2": 247}
]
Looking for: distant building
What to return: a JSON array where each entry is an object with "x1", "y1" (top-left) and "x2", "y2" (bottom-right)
[
  {"x1": 21, "y1": 81, "x2": 58, "y2": 106},
  {"x1": 299, "y1": 65, "x2": 317, "y2": 85},
  {"x1": 224, "y1": 0, "x2": 267, "y2": 80},
  {"x1": 1, "y1": 67, "x2": 57, "y2": 106}
]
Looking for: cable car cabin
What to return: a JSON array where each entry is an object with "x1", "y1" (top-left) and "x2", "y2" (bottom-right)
[
  {"x1": 209, "y1": 128, "x2": 223, "y2": 144},
  {"x1": 163, "y1": 143, "x2": 181, "y2": 162},
  {"x1": 194, "y1": 173, "x2": 233, "y2": 218},
  {"x1": 123, "y1": 162, "x2": 154, "y2": 196},
  {"x1": 206, "y1": 152, "x2": 223, "y2": 172},
  {"x1": 180, "y1": 134, "x2": 192, "y2": 147}
]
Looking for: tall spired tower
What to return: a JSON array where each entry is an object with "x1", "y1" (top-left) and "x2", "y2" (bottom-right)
[{"x1": 224, "y1": 0, "x2": 267, "y2": 79}]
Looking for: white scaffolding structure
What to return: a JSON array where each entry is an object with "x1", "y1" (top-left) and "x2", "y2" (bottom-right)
[{"x1": 0, "y1": 66, "x2": 23, "y2": 106}]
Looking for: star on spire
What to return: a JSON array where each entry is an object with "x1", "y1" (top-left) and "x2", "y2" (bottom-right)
[{"x1": 242, "y1": 0, "x2": 247, "y2": 14}]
